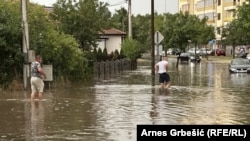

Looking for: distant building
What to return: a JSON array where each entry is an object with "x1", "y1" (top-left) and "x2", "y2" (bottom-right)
[
  {"x1": 178, "y1": 0, "x2": 247, "y2": 46},
  {"x1": 43, "y1": 7, "x2": 127, "y2": 54},
  {"x1": 44, "y1": 6, "x2": 54, "y2": 13},
  {"x1": 97, "y1": 28, "x2": 126, "y2": 54}
]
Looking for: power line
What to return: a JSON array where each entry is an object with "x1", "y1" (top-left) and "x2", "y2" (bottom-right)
[{"x1": 109, "y1": 0, "x2": 127, "y2": 7}]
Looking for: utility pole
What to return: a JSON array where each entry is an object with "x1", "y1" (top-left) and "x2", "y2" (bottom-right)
[
  {"x1": 128, "y1": 0, "x2": 132, "y2": 38},
  {"x1": 151, "y1": 0, "x2": 155, "y2": 86},
  {"x1": 21, "y1": 0, "x2": 30, "y2": 90}
]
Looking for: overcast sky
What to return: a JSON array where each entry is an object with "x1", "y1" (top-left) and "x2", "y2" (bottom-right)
[{"x1": 30, "y1": 0, "x2": 179, "y2": 15}]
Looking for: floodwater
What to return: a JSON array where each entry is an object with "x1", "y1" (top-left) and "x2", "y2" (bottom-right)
[{"x1": 1, "y1": 56, "x2": 250, "y2": 141}]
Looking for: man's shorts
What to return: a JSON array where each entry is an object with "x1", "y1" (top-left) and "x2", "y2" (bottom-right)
[
  {"x1": 31, "y1": 77, "x2": 44, "y2": 93},
  {"x1": 159, "y1": 73, "x2": 170, "y2": 83}
]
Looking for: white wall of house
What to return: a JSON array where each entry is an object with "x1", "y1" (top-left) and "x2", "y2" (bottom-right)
[
  {"x1": 106, "y1": 36, "x2": 122, "y2": 54},
  {"x1": 97, "y1": 39, "x2": 105, "y2": 51},
  {"x1": 97, "y1": 35, "x2": 122, "y2": 54}
]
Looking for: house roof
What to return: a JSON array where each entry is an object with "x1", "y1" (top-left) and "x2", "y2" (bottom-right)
[
  {"x1": 99, "y1": 28, "x2": 126, "y2": 35},
  {"x1": 44, "y1": 6, "x2": 54, "y2": 13}
]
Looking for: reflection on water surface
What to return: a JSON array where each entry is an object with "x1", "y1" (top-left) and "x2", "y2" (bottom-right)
[{"x1": 0, "y1": 57, "x2": 250, "y2": 140}]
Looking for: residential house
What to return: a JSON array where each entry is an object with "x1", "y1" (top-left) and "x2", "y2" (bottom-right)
[
  {"x1": 43, "y1": 6, "x2": 127, "y2": 54},
  {"x1": 97, "y1": 28, "x2": 126, "y2": 54}
]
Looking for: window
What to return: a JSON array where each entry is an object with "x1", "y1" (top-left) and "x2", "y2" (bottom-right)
[
  {"x1": 217, "y1": 27, "x2": 221, "y2": 35},
  {"x1": 217, "y1": 13, "x2": 221, "y2": 20},
  {"x1": 218, "y1": 0, "x2": 221, "y2": 6}
]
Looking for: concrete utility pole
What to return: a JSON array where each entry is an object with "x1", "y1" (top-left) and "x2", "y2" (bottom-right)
[
  {"x1": 151, "y1": 0, "x2": 155, "y2": 86},
  {"x1": 21, "y1": 0, "x2": 30, "y2": 90},
  {"x1": 128, "y1": 0, "x2": 132, "y2": 38}
]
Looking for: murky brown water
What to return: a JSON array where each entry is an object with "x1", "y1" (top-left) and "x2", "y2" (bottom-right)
[{"x1": 1, "y1": 56, "x2": 250, "y2": 141}]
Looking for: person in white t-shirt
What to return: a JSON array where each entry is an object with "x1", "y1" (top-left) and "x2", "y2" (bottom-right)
[{"x1": 155, "y1": 56, "x2": 171, "y2": 89}]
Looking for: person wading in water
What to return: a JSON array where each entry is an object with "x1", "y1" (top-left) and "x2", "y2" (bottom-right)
[
  {"x1": 155, "y1": 56, "x2": 171, "y2": 89},
  {"x1": 30, "y1": 55, "x2": 46, "y2": 101}
]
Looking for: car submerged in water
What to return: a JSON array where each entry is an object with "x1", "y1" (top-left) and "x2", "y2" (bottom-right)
[
  {"x1": 228, "y1": 58, "x2": 250, "y2": 73},
  {"x1": 178, "y1": 52, "x2": 190, "y2": 62},
  {"x1": 189, "y1": 54, "x2": 201, "y2": 63}
]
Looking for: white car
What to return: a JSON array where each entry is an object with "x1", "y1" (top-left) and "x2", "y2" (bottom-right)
[
  {"x1": 229, "y1": 58, "x2": 250, "y2": 73},
  {"x1": 167, "y1": 48, "x2": 181, "y2": 55},
  {"x1": 167, "y1": 48, "x2": 173, "y2": 55},
  {"x1": 247, "y1": 53, "x2": 250, "y2": 60},
  {"x1": 200, "y1": 48, "x2": 212, "y2": 55},
  {"x1": 188, "y1": 48, "x2": 200, "y2": 55}
]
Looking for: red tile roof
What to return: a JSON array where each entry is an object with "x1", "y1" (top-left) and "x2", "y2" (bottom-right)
[{"x1": 99, "y1": 28, "x2": 126, "y2": 35}]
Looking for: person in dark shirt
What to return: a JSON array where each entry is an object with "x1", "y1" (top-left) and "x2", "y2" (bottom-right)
[{"x1": 30, "y1": 55, "x2": 46, "y2": 101}]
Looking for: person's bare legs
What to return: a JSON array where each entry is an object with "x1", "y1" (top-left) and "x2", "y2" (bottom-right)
[
  {"x1": 165, "y1": 82, "x2": 171, "y2": 88},
  {"x1": 160, "y1": 83, "x2": 164, "y2": 89},
  {"x1": 38, "y1": 92, "x2": 43, "y2": 101},
  {"x1": 31, "y1": 92, "x2": 35, "y2": 101}
]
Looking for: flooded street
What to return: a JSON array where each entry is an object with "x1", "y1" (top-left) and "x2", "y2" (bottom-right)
[{"x1": 1, "y1": 56, "x2": 250, "y2": 141}]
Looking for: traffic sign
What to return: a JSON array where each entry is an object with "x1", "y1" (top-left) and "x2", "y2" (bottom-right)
[{"x1": 154, "y1": 31, "x2": 164, "y2": 44}]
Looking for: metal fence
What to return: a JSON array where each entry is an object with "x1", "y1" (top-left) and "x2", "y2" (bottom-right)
[{"x1": 93, "y1": 59, "x2": 131, "y2": 79}]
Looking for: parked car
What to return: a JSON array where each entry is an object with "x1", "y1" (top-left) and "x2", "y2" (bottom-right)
[
  {"x1": 189, "y1": 54, "x2": 201, "y2": 63},
  {"x1": 216, "y1": 48, "x2": 226, "y2": 56},
  {"x1": 247, "y1": 53, "x2": 250, "y2": 60},
  {"x1": 210, "y1": 49, "x2": 226, "y2": 56},
  {"x1": 167, "y1": 48, "x2": 181, "y2": 55},
  {"x1": 228, "y1": 58, "x2": 250, "y2": 73},
  {"x1": 240, "y1": 52, "x2": 248, "y2": 58},
  {"x1": 178, "y1": 52, "x2": 190, "y2": 62},
  {"x1": 200, "y1": 48, "x2": 212, "y2": 56}
]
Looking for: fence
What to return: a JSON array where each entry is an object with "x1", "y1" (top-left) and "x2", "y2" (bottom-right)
[{"x1": 93, "y1": 59, "x2": 131, "y2": 79}]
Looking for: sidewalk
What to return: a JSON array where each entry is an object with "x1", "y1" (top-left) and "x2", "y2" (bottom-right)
[
  {"x1": 138, "y1": 53, "x2": 232, "y2": 64},
  {"x1": 200, "y1": 55, "x2": 232, "y2": 64}
]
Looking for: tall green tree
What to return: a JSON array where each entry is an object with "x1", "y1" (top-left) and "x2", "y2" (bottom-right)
[
  {"x1": 110, "y1": 7, "x2": 128, "y2": 32},
  {"x1": 132, "y1": 14, "x2": 151, "y2": 52},
  {"x1": 0, "y1": 1, "x2": 23, "y2": 88},
  {"x1": 223, "y1": 0, "x2": 250, "y2": 48},
  {"x1": 27, "y1": 3, "x2": 89, "y2": 82},
  {"x1": 52, "y1": 0, "x2": 111, "y2": 51},
  {"x1": 0, "y1": 1, "x2": 93, "y2": 89},
  {"x1": 235, "y1": 0, "x2": 250, "y2": 45},
  {"x1": 161, "y1": 12, "x2": 214, "y2": 52}
]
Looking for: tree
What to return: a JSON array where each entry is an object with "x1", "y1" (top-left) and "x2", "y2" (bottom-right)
[
  {"x1": 27, "y1": 3, "x2": 89, "y2": 83},
  {"x1": 110, "y1": 8, "x2": 128, "y2": 32},
  {"x1": 223, "y1": 0, "x2": 250, "y2": 47},
  {"x1": 222, "y1": 0, "x2": 250, "y2": 57},
  {"x1": 132, "y1": 14, "x2": 151, "y2": 52},
  {"x1": 52, "y1": 0, "x2": 111, "y2": 51},
  {"x1": 97, "y1": 48, "x2": 103, "y2": 62},
  {"x1": 160, "y1": 12, "x2": 214, "y2": 67},
  {"x1": 235, "y1": 0, "x2": 250, "y2": 45},
  {"x1": 121, "y1": 38, "x2": 143, "y2": 69},
  {"x1": 113, "y1": 49, "x2": 120, "y2": 60},
  {"x1": 102, "y1": 47, "x2": 108, "y2": 61},
  {"x1": 162, "y1": 12, "x2": 214, "y2": 51},
  {"x1": 0, "y1": 1, "x2": 23, "y2": 88},
  {"x1": 0, "y1": 1, "x2": 94, "y2": 89}
]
